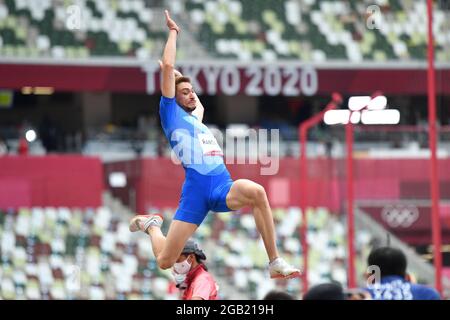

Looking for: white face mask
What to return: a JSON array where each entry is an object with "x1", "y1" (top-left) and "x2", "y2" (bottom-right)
[
  {"x1": 173, "y1": 272, "x2": 187, "y2": 287},
  {"x1": 173, "y1": 257, "x2": 192, "y2": 275}
]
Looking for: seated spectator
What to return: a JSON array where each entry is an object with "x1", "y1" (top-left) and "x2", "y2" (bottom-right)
[
  {"x1": 364, "y1": 246, "x2": 440, "y2": 300},
  {"x1": 303, "y1": 282, "x2": 345, "y2": 300},
  {"x1": 344, "y1": 288, "x2": 372, "y2": 300},
  {"x1": 263, "y1": 290, "x2": 296, "y2": 300}
]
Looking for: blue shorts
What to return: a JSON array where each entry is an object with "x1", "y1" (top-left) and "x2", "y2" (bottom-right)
[{"x1": 174, "y1": 167, "x2": 234, "y2": 225}]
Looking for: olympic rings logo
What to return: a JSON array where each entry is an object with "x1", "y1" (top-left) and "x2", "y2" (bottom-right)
[{"x1": 380, "y1": 205, "x2": 420, "y2": 228}]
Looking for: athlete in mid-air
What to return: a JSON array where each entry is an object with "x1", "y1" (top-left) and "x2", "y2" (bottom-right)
[{"x1": 130, "y1": 10, "x2": 301, "y2": 279}]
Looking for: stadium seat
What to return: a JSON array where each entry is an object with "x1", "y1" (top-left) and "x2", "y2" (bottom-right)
[
  {"x1": 50, "y1": 279, "x2": 66, "y2": 300},
  {"x1": 25, "y1": 279, "x2": 41, "y2": 299}
]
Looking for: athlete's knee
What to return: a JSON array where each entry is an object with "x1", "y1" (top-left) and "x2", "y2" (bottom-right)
[
  {"x1": 157, "y1": 254, "x2": 176, "y2": 270},
  {"x1": 250, "y1": 183, "x2": 267, "y2": 204}
]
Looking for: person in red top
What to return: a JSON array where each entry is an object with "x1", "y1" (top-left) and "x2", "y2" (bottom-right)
[
  {"x1": 172, "y1": 239, "x2": 218, "y2": 300},
  {"x1": 18, "y1": 136, "x2": 29, "y2": 156}
]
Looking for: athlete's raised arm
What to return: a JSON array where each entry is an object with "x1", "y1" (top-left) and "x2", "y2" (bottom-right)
[
  {"x1": 158, "y1": 60, "x2": 205, "y2": 122},
  {"x1": 160, "y1": 10, "x2": 180, "y2": 98}
]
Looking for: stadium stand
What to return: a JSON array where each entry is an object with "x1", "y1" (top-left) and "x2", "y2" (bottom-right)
[
  {"x1": 0, "y1": 203, "x2": 381, "y2": 300},
  {"x1": 0, "y1": 0, "x2": 449, "y2": 61},
  {"x1": 180, "y1": 0, "x2": 450, "y2": 61},
  {"x1": 0, "y1": 205, "x2": 178, "y2": 299},
  {"x1": 0, "y1": 0, "x2": 168, "y2": 59}
]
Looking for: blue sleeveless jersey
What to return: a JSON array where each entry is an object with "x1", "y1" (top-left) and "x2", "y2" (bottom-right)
[{"x1": 159, "y1": 96, "x2": 226, "y2": 175}]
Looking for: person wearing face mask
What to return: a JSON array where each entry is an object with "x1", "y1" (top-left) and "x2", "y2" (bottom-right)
[{"x1": 172, "y1": 239, "x2": 218, "y2": 300}]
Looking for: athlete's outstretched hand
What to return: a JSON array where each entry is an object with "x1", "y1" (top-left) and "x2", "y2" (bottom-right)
[{"x1": 165, "y1": 10, "x2": 180, "y2": 34}]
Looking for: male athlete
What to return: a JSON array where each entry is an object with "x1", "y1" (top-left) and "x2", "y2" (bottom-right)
[{"x1": 130, "y1": 10, "x2": 300, "y2": 280}]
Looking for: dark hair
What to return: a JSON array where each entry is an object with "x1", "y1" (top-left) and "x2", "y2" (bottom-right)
[
  {"x1": 303, "y1": 283, "x2": 345, "y2": 300},
  {"x1": 175, "y1": 76, "x2": 191, "y2": 88},
  {"x1": 181, "y1": 239, "x2": 208, "y2": 270},
  {"x1": 263, "y1": 290, "x2": 295, "y2": 300},
  {"x1": 367, "y1": 246, "x2": 407, "y2": 277}
]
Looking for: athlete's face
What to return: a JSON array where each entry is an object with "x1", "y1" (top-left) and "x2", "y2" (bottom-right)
[{"x1": 176, "y1": 82, "x2": 197, "y2": 112}]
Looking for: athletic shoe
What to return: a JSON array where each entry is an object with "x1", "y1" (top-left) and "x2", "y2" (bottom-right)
[
  {"x1": 129, "y1": 214, "x2": 163, "y2": 233},
  {"x1": 269, "y1": 257, "x2": 302, "y2": 279}
]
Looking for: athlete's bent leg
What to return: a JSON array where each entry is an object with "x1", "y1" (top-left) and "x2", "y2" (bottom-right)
[
  {"x1": 226, "y1": 179, "x2": 279, "y2": 262},
  {"x1": 130, "y1": 215, "x2": 197, "y2": 270},
  {"x1": 148, "y1": 219, "x2": 197, "y2": 269},
  {"x1": 226, "y1": 179, "x2": 301, "y2": 279}
]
